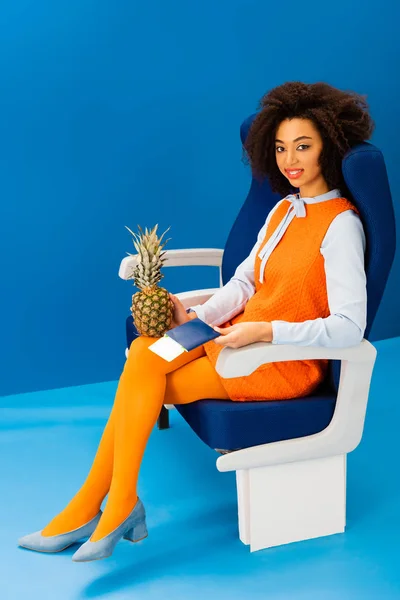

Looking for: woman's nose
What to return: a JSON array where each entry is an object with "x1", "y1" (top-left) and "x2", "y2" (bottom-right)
[{"x1": 285, "y1": 151, "x2": 300, "y2": 166}]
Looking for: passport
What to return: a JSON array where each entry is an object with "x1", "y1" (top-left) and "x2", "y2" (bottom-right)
[{"x1": 148, "y1": 318, "x2": 221, "y2": 362}]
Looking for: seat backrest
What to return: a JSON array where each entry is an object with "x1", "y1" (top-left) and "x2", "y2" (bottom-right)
[{"x1": 222, "y1": 113, "x2": 397, "y2": 393}]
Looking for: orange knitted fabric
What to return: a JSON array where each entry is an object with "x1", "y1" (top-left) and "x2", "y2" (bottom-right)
[{"x1": 203, "y1": 196, "x2": 360, "y2": 401}]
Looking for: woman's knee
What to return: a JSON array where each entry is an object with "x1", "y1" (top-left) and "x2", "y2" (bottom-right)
[
  {"x1": 124, "y1": 334, "x2": 206, "y2": 378},
  {"x1": 129, "y1": 335, "x2": 157, "y2": 353},
  {"x1": 124, "y1": 335, "x2": 165, "y2": 373}
]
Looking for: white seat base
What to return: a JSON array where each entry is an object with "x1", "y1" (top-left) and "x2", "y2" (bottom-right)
[{"x1": 236, "y1": 453, "x2": 346, "y2": 552}]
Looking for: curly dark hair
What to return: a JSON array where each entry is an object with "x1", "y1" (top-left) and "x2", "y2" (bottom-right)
[{"x1": 243, "y1": 81, "x2": 375, "y2": 197}]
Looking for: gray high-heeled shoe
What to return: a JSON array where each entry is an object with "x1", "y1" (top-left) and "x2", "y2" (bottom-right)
[
  {"x1": 71, "y1": 497, "x2": 147, "y2": 562},
  {"x1": 18, "y1": 511, "x2": 102, "y2": 553}
]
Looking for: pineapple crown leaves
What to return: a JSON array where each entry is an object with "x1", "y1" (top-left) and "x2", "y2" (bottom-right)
[
  {"x1": 124, "y1": 224, "x2": 172, "y2": 285},
  {"x1": 125, "y1": 224, "x2": 172, "y2": 258}
]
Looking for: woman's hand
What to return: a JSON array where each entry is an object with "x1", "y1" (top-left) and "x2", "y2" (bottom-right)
[
  {"x1": 169, "y1": 293, "x2": 191, "y2": 329},
  {"x1": 213, "y1": 322, "x2": 273, "y2": 348}
]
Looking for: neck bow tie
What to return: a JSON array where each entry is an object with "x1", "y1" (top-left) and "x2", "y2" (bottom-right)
[{"x1": 285, "y1": 194, "x2": 307, "y2": 218}]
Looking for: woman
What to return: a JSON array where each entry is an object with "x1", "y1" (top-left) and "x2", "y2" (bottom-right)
[{"x1": 18, "y1": 81, "x2": 374, "y2": 561}]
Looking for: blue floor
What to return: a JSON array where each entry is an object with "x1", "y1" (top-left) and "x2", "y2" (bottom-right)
[{"x1": 2, "y1": 337, "x2": 400, "y2": 599}]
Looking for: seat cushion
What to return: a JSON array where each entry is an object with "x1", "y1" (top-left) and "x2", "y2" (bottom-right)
[{"x1": 175, "y1": 385, "x2": 336, "y2": 451}]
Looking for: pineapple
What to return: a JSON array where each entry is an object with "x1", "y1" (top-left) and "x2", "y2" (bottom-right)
[{"x1": 125, "y1": 224, "x2": 174, "y2": 337}]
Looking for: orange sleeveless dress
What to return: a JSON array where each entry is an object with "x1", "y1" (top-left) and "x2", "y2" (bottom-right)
[{"x1": 203, "y1": 197, "x2": 360, "y2": 401}]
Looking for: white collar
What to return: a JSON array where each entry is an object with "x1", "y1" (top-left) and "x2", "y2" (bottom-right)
[
  {"x1": 283, "y1": 188, "x2": 342, "y2": 218},
  {"x1": 257, "y1": 187, "x2": 343, "y2": 283}
]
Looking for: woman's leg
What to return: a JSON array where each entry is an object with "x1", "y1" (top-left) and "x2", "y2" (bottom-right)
[
  {"x1": 41, "y1": 405, "x2": 117, "y2": 536},
  {"x1": 90, "y1": 336, "x2": 229, "y2": 542},
  {"x1": 42, "y1": 336, "x2": 228, "y2": 538}
]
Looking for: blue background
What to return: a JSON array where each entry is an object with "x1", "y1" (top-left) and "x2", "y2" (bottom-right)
[{"x1": 1, "y1": 0, "x2": 399, "y2": 396}]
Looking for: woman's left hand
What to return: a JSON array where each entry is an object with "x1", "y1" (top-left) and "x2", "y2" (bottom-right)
[{"x1": 213, "y1": 322, "x2": 273, "y2": 348}]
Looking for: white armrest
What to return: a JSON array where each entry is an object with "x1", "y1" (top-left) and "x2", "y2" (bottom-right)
[
  {"x1": 119, "y1": 248, "x2": 224, "y2": 280},
  {"x1": 216, "y1": 339, "x2": 374, "y2": 377},
  {"x1": 215, "y1": 339, "x2": 377, "y2": 473},
  {"x1": 174, "y1": 289, "x2": 219, "y2": 309}
]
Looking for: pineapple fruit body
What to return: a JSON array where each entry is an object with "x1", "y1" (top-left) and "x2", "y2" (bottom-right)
[{"x1": 131, "y1": 285, "x2": 173, "y2": 337}]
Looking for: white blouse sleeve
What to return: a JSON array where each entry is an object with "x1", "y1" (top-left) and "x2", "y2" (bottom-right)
[
  {"x1": 188, "y1": 201, "x2": 285, "y2": 326},
  {"x1": 271, "y1": 210, "x2": 367, "y2": 347}
]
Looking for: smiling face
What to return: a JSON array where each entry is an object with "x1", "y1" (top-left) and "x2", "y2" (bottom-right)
[{"x1": 275, "y1": 118, "x2": 330, "y2": 197}]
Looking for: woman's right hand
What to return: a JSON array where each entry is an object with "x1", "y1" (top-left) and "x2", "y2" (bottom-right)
[{"x1": 169, "y1": 293, "x2": 193, "y2": 329}]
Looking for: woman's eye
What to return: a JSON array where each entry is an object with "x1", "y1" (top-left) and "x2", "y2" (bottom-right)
[{"x1": 275, "y1": 144, "x2": 309, "y2": 152}]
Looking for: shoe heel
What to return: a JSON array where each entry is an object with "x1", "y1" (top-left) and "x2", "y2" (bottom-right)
[{"x1": 123, "y1": 521, "x2": 148, "y2": 543}]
